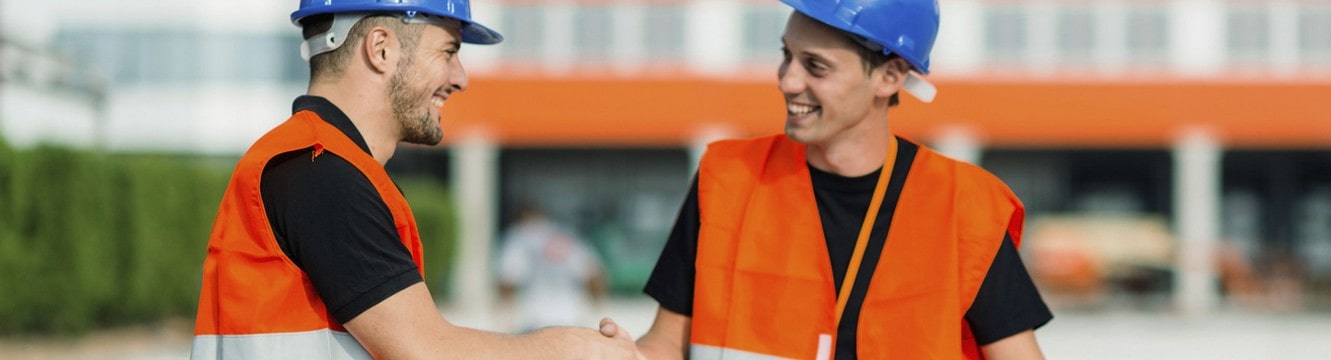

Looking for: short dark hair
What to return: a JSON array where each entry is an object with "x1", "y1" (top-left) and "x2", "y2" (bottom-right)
[
  {"x1": 300, "y1": 14, "x2": 423, "y2": 82},
  {"x1": 838, "y1": 30, "x2": 905, "y2": 107}
]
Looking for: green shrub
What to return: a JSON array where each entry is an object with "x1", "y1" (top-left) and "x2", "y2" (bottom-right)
[
  {"x1": 0, "y1": 148, "x2": 228, "y2": 335},
  {"x1": 0, "y1": 144, "x2": 458, "y2": 336},
  {"x1": 396, "y1": 178, "x2": 459, "y2": 298}
]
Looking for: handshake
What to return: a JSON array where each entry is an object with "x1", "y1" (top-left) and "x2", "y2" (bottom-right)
[{"x1": 550, "y1": 317, "x2": 649, "y2": 360}]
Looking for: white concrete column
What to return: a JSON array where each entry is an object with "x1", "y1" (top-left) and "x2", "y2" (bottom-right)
[
  {"x1": 932, "y1": 0, "x2": 983, "y2": 75},
  {"x1": 611, "y1": 2, "x2": 647, "y2": 74},
  {"x1": 1173, "y1": 128, "x2": 1222, "y2": 317},
  {"x1": 685, "y1": 0, "x2": 742, "y2": 75},
  {"x1": 1026, "y1": 1, "x2": 1058, "y2": 76},
  {"x1": 931, "y1": 126, "x2": 982, "y2": 165},
  {"x1": 449, "y1": 132, "x2": 499, "y2": 326},
  {"x1": 543, "y1": 1, "x2": 576, "y2": 73},
  {"x1": 1170, "y1": 0, "x2": 1226, "y2": 76},
  {"x1": 1269, "y1": 1, "x2": 1300, "y2": 77},
  {"x1": 1094, "y1": 1, "x2": 1128, "y2": 75},
  {"x1": 464, "y1": 1, "x2": 504, "y2": 73}
]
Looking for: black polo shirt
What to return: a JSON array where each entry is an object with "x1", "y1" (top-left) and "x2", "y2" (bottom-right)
[
  {"x1": 260, "y1": 96, "x2": 422, "y2": 324},
  {"x1": 644, "y1": 142, "x2": 1052, "y2": 357}
]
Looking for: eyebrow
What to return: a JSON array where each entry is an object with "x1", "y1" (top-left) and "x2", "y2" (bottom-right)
[{"x1": 785, "y1": 44, "x2": 832, "y2": 65}]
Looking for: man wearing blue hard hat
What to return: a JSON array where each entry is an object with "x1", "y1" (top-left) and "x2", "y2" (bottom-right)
[
  {"x1": 192, "y1": 1, "x2": 641, "y2": 359},
  {"x1": 635, "y1": 0, "x2": 1051, "y2": 358}
]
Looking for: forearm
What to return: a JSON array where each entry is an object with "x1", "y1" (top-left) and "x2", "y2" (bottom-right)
[
  {"x1": 346, "y1": 283, "x2": 634, "y2": 359},
  {"x1": 433, "y1": 326, "x2": 592, "y2": 359},
  {"x1": 635, "y1": 306, "x2": 691, "y2": 360},
  {"x1": 636, "y1": 334, "x2": 686, "y2": 360}
]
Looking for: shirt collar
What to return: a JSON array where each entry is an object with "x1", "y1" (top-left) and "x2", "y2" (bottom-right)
[{"x1": 292, "y1": 95, "x2": 373, "y2": 156}]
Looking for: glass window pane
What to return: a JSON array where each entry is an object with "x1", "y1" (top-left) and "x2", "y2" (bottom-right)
[
  {"x1": 1126, "y1": 5, "x2": 1169, "y2": 62},
  {"x1": 500, "y1": 5, "x2": 545, "y2": 60},
  {"x1": 574, "y1": 6, "x2": 613, "y2": 61},
  {"x1": 1299, "y1": 5, "x2": 1331, "y2": 59},
  {"x1": 1227, "y1": 5, "x2": 1270, "y2": 60},
  {"x1": 1057, "y1": 6, "x2": 1096, "y2": 60},
  {"x1": 282, "y1": 34, "x2": 310, "y2": 84},
  {"x1": 643, "y1": 4, "x2": 684, "y2": 60},
  {"x1": 742, "y1": 5, "x2": 788, "y2": 61},
  {"x1": 984, "y1": 5, "x2": 1027, "y2": 61}
]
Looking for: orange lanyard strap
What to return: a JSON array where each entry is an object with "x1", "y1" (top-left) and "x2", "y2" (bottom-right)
[{"x1": 833, "y1": 137, "x2": 898, "y2": 327}]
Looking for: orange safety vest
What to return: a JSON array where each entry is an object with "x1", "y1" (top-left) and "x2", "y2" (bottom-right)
[
  {"x1": 691, "y1": 135, "x2": 1024, "y2": 359},
  {"x1": 191, "y1": 110, "x2": 424, "y2": 359}
]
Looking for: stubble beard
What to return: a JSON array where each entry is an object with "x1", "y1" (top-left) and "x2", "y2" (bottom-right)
[{"x1": 389, "y1": 55, "x2": 444, "y2": 146}]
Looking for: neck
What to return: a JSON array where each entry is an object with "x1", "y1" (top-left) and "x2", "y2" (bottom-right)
[
  {"x1": 308, "y1": 78, "x2": 398, "y2": 165},
  {"x1": 805, "y1": 112, "x2": 892, "y2": 177}
]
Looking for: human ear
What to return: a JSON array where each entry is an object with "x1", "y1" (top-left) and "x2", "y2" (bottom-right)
[
  {"x1": 363, "y1": 26, "x2": 397, "y2": 74},
  {"x1": 874, "y1": 57, "x2": 910, "y2": 99}
]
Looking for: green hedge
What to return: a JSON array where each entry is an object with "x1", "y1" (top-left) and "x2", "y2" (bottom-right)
[
  {"x1": 395, "y1": 178, "x2": 459, "y2": 298},
  {"x1": 0, "y1": 141, "x2": 457, "y2": 335}
]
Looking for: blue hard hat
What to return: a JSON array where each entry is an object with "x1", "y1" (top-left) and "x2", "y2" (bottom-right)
[
  {"x1": 292, "y1": 0, "x2": 503, "y2": 45},
  {"x1": 779, "y1": 0, "x2": 938, "y2": 74}
]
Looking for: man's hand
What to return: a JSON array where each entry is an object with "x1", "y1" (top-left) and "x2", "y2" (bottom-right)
[
  {"x1": 541, "y1": 317, "x2": 642, "y2": 359},
  {"x1": 598, "y1": 317, "x2": 647, "y2": 359}
]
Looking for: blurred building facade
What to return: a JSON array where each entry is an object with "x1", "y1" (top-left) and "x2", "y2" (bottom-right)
[{"x1": 2, "y1": 0, "x2": 1330, "y2": 317}]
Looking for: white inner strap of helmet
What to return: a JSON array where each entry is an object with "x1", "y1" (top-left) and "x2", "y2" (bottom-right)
[
  {"x1": 904, "y1": 72, "x2": 936, "y2": 103},
  {"x1": 300, "y1": 11, "x2": 454, "y2": 62},
  {"x1": 848, "y1": 34, "x2": 936, "y2": 103},
  {"x1": 301, "y1": 13, "x2": 367, "y2": 61}
]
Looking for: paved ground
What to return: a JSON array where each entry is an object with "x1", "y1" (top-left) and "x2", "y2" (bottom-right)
[{"x1": 3, "y1": 297, "x2": 1330, "y2": 359}]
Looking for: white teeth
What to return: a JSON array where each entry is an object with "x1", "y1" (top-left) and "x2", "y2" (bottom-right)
[
  {"x1": 787, "y1": 103, "x2": 817, "y2": 115},
  {"x1": 431, "y1": 96, "x2": 444, "y2": 107}
]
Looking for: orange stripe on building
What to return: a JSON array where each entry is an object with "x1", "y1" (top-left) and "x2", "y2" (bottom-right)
[{"x1": 441, "y1": 76, "x2": 1331, "y2": 148}]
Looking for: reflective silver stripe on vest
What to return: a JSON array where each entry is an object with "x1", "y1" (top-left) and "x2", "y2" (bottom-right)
[
  {"x1": 191, "y1": 329, "x2": 371, "y2": 360},
  {"x1": 691, "y1": 344, "x2": 791, "y2": 360}
]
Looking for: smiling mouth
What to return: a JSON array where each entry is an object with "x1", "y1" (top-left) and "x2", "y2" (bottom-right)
[
  {"x1": 431, "y1": 94, "x2": 446, "y2": 108},
  {"x1": 787, "y1": 103, "x2": 820, "y2": 116}
]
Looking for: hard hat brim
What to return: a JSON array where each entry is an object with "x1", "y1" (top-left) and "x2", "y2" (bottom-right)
[{"x1": 292, "y1": 3, "x2": 503, "y2": 45}]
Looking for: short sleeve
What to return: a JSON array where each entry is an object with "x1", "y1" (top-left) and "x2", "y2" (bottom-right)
[
  {"x1": 642, "y1": 176, "x2": 701, "y2": 316},
  {"x1": 261, "y1": 149, "x2": 423, "y2": 324},
  {"x1": 964, "y1": 233, "x2": 1054, "y2": 345}
]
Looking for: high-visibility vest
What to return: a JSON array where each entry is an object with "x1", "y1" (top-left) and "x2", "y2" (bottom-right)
[
  {"x1": 191, "y1": 110, "x2": 424, "y2": 360},
  {"x1": 692, "y1": 135, "x2": 1023, "y2": 359}
]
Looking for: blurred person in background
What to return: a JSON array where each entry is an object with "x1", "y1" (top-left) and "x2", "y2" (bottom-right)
[
  {"x1": 633, "y1": 0, "x2": 1051, "y2": 359},
  {"x1": 498, "y1": 202, "x2": 608, "y2": 332},
  {"x1": 191, "y1": 0, "x2": 639, "y2": 359}
]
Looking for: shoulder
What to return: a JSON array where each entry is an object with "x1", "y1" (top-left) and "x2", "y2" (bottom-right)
[
  {"x1": 264, "y1": 148, "x2": 366, "y2": 183},
  {"x1": 701, "y1": 135, "x2": 784, "y2": 167},
  {"x1": 699, "y1": 134, "x2": 794, "y2": 179},
  {"x1": 908, "y1": 140, "x2": 1016, "y2": 201},
  {"x1": 261, "y1": 148, "x2": 382, "y2": 210}
]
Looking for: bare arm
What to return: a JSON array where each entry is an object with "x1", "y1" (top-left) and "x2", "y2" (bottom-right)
[
  {"x1": 344, "y1": 282, "x2": 639, "y2": 359},
  {"x1": 979, "y1": 329, "x2": 1045, "y2": 360},
  {"x1": 635, "y1": 306, "x2": 691, "y2": 360}
]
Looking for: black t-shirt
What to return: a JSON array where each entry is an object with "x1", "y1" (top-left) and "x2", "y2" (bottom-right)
[
  {"x1": 643, "y1": 147, "x2": 1052, "y2": 356},
  {"x1": 259, "y1": 96, "x2": 422, "y2": 324}
]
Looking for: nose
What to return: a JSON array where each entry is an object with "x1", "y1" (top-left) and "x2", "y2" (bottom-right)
[
  {"x1": 777, "y1": 59, "x2": 805, "y2": 96},
  {"x1": 449, "y1": 56, "x2": 469, "y2": 93}
]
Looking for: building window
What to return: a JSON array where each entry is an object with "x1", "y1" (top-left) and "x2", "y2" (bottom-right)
[
  {"x1": 1056, "y1": 6, "x2": 1096, "y2": 62},
  {"x1": 1126, "y1": 5, "x2": 1169, "y2": 63},
  {"x1": 643, "y1": 4, "x2": 684, "y2": 60},
  {"x1": 984, "y1": 5, "x2": 1028, "y2": 62},
  {"x1": 1227, "y1": 4, "x2": 1270, "y2": 62},
  {"x1": 282, "y1": 35, "x2": 311, "y2": 84},
  {"x1": 500, "y1": 5, "x2": 545, "y2": 61},
  {"x1": 1299, "y1": 4, "x2": 1331, "y2": 60},
  {"x1": 742, "y1": 5, "x2": 788, "y2": 61},
  {"x1": 54, "y1": 29, "x2": 305, "y2": 86},
  {"x1": 574, "y1": 5, "x2": 614, "y2": 61}
]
